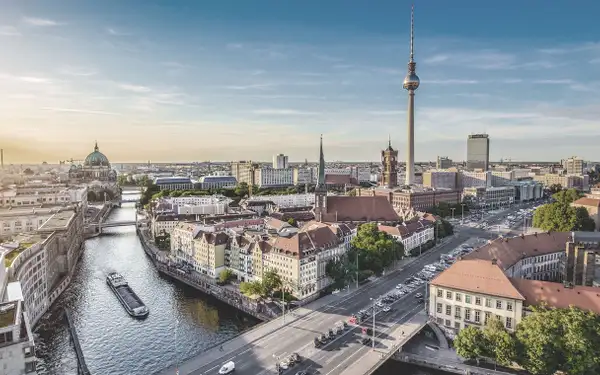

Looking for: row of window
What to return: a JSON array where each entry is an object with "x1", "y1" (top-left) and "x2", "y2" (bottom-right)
[
  {"x1": 436, "y1": 303, "x2": 514, "y2": 329},
  {"x1": 437, "y1": 289, "x2": 514, "y2": 311}
]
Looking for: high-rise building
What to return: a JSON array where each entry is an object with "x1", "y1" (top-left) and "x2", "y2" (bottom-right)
[
  {"x1": 563, "y1": 156, "x2": 583, "y2": 175},
  {"x1": 381, "y1": 138, "x2": 398, "y2": 188},
  {"x1": 272, "y1": 154, "x2": 289, "y2": 169},
  {"x1": 402, "y1": 5, "x2": 419, "y2": 186},
  {"x1": 436, "y1": 156, "x2": 452, "y2": 169},
  {"x1": 466, "y1": 134, "x2": 490, "y2": 171}
]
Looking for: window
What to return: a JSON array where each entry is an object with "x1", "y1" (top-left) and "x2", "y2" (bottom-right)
[
  {"x1": 506, "y1": 302, "x2": 513, "y2": 311},
  {"x1": 496, "y1": 300, "x2": 502, "y2": 309},
  {"x1": 455, "y1": 293, "x2": 462, "y2": 302},
  {"x1": 455, "y1": 306, "x2": 461, "y2": 319},
  {"x1": 437, "y1": 303, "x2": 443, "y2": 314},
  {"x1": 474, "y1": 310, "x2": 481, "y2": 323},
  {"x1": 437, "y1": 289, "x2": 443, "y2": 297},
  {"x1": 465, "y1": 308, "x2": 471, "y2": 321},
  {"x1": 485, "y1": 298, "x2": 492, "y2": 308},
  {"x1": 446, "y1": 291, "x2": 453, "y2": 299},
  {"x1": 465, "y1": 295, "x2": 471, "y2": 304},
  {"x1": 485, "y1": 311, "x2": 491, "y2": 324},
  {"x1": 475, "y1": 297, "x2": 481, "y2": 305},
  {"x1": 445, "y1": 305, "x2": 452, "y2": 316},
  {"x1": 445, "y1": 319, "x2": 451, "y2": 327},
  {"x1": 454, "y1": 321, "x2": 461, "y2": 329},
  {"x1": 506, "y1": 317, "x2": 513, "y2": 329}
]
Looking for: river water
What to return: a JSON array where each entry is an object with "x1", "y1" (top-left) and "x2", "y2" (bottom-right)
[{"x1": 33, "y1": 194, "x2": 451, "y2": 375}]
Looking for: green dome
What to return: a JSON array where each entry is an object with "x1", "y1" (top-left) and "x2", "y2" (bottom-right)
[{"x1": 84, "y1": 142, "x2": 110, "y2": 167}]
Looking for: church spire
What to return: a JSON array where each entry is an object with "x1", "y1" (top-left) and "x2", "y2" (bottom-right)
[
  {"x1": 94, "y1": 140, "x2": 99, "y2": 152},
  {"x1": 316, "y1": 134, "x2": 326, "y2": 188}
]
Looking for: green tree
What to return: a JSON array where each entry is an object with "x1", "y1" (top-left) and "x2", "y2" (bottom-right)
[
  {"x1": 234, "y1": 182, "x2": 249, "y2": 197},
  {"x1": 219, "y1": 269, "x2": 234, "y2": 284},
  {"x1": 350, "y1": 223, "x2": 403, "y2": 275},
  {"x1": 547, "y1": 183, "x2": 563, "y2": 194},
  {"x1": 454, "y1": 326, "x2": 487, "y2": 362},
  {"x1": 287, "y1": 218, "x2": 297, "y2": 227},
  {"x1": 483, "y1": 317, "x2": 517, "y2": 366},
  {"x1": 239, "y1": 281, "x2": 264, "y2": 296},
  {"x1": 261, "y1": 269, "x2": 283, "y2": 296},
  {"x1": 533, "y1": 189, "x2": 594, "y2": 232}
]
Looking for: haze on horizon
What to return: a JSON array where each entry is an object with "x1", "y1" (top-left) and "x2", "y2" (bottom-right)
[{"x1": 1, "y1": 0, "x2": 599, "y2": 164}]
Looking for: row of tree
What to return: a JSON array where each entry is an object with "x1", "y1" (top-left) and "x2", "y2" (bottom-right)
[
  {"x1": 532, "y1": 189, "x2": 595, "y2": 232},
  {"x1": 239, "y1": 269, "x2": 289, "y2": 299},
  {"x1": 326, "y1": 223, "x2": 404, "y2": 289},
  {"x1": 454, "y1": 306, "x2": 600, "y2": 375}
]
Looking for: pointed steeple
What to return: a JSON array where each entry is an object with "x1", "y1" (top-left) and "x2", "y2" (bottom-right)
[
  {"x1": 316, "y1": 134, "x2": 326, "y2": 188},
  {"x1": 94, "y1": 140, "x2": 99, "y2": 152}
]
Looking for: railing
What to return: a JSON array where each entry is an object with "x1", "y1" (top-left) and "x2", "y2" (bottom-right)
[{"x1": 64, "y1": 308, "x2": 91, "y2": 375}]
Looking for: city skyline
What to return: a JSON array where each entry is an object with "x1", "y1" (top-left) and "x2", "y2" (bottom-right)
[{"x1": 1, "y1": 0, "x2": 600, "y2": 163}]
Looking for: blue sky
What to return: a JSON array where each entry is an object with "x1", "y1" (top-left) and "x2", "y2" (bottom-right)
[{"x1": 1, "y1": 0, "x2": 599, "y2": 163}]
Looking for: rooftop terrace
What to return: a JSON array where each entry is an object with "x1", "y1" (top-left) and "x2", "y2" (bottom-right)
[
  {"x1": 38, "y1": 209, "x2": 76, "y2": 232},
  {"x1": 2, "y1": 241, "x2": 36, "y2": 268}
]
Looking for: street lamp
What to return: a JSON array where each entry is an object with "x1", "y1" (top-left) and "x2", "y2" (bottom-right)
[
  {"x1": 450, "y1": 207, "x2": 455, "y2": 221},
  {"x1": 369, "y1": 298, "x2": 376, "y2": 349}
]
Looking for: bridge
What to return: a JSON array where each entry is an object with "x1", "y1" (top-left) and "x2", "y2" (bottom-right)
[
  {"x1": 87, "y1": 219, "x2": 138, "y2": 233},
  {"x1": 157, "y1": 233, "x2": 468, "y2": 375}
]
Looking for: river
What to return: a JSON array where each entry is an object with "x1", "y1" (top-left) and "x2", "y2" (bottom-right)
[{"x1": 33, "y1": 194, "x2": 451, "y2": 375}]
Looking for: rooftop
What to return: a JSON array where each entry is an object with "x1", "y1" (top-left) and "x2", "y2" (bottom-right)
[
  {"x1": 463, "y1": 231, "x2": 570, "y2": 270},
  {"x1": 572, "y1": 197, "x2": 600, "y2": 208},
  {"x1": 1, "y1": 241, "x2": 37, "y2": 268},
  {"x1": 0, "y1": 205, "x2": 69, "y2": 217},
  {"x1": 0, "y1": 301, "x2": 18, "y2": 329},
  {"x1": 37, "y1": 209, "x2": 76, "y2": 232},
  {"x1": 431, "y1": 259, "x2": 525, "y2": 300},
  {"x1": 510, "y1": 278, "x2": 600, "y2": 315}
]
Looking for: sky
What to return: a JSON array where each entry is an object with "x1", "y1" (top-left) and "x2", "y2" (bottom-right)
[{"x1": 1, "y1": 0, "x2": 600, "y2": 164}]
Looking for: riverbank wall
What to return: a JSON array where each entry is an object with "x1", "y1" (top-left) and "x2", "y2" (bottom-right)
[
  {"x1": 394, "y1": 353, "x2": 519, "y2": 375},
  {"x1": 136, "y1": 227, "x2": 274, "y2": 321}
]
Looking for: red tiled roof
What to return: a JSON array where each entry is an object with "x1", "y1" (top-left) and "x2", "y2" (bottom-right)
[
  {"x1": 463, "y1": 232, "x2": 569, "y2": 270},
  {"x1": 510, "y1": 278, "x2": 600, "y2": 314},
  {"x1": 265, "y1": 217, "x2": 290, "y2": 231},
  {"x1": 271, "y1": 221, "x2": 340, "y2": 258},
  {"x1": 322, "y1": 196, "x2": 400, "y2": 222},
  {"x1": 431, "y1": 259, "x2": 525, "y2": 300},
  {"x1": 572, "y1": 197, "x2": 600, "y2": 208}
]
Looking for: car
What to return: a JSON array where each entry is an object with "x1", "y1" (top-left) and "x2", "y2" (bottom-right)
[
  {"x1": 396, "y1": 284, "x2": 404, "y2": 289},
  {"x1": 218, "y1": 361, "x2": 235, "y2": 374},
  {"x1": 280, "y1": 360, "x2": 290, "y2": 370},
  {"x1": 415, "y1": 293, "x2": 423, "y2": 298},
  {"x1": 295, "y1": 372, "x2": 308, "y2": 375},
  {"x1": 314, "y1": 337, "x2": 321, "y2": 348},
  {"x1": 361, "y1": 337, "x2": 372, "y2": 345},
  {"x1": 382, "y1": 306, "x2": 391, "y2": 312},
  {"x1": 290, "y1": 352, "x2": 300, "y2": 362}
]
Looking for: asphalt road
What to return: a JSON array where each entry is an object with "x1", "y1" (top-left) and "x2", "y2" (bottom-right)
[{"x1": 185, "y1": 233, "x2": 476, "y2": 375}]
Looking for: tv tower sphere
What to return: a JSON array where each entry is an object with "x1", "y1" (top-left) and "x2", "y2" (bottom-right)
[{"x1": 403, "y1": 71, "x2": 420, "y2": 91}]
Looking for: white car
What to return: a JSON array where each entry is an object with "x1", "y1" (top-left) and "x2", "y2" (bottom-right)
[
  {"x1": 382, "y1": 306, "x2": 391, "y2": 312},
  {"x1": 280, "y1": 360, "x2": 289, "y2": 370},
  {"x1": 219, "y1": 361, "x2": 235, "y2": 374}
]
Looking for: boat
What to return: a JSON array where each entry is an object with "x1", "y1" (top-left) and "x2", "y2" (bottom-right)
[{"x1": 106, "y1": 272, "x2": 149, "y2": 318}]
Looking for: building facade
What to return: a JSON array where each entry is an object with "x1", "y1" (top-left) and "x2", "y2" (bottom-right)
[
  {"x1": 436, "y1": 156, "x2": 453, "y2": 170},
  {"x1": 422, "y1": 171, "x2": 457, "y2": 190},
  {"x1": 381, "y1": 141, "x2": 398, "y2": 189},
  {"x1": 273, "y1": 154, "x2": 289, "y2": 169},
  {"x1": 466, "y1": 134, "x2": 490, "y2": 171},
  {"x1": 254, "y1": 168, "x2": 294, "y2": 188}
]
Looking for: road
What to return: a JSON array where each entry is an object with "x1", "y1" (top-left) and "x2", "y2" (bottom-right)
[{"x1": 162, "y1": 233, "x2": 480, "y2": 375}]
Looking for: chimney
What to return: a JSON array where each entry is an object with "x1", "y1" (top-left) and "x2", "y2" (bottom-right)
[{"x1": 491, "y1": 258, "x2": 497, "y2": 265}]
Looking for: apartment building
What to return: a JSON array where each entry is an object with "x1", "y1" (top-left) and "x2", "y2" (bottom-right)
[
  {"x1": 254, "y1": 168, "x2": 294, "y2": 188},
  {"x1": 293, "y1": 167, "x2": 313, "y2": 185},
  {"x1": 533, "y1": 173, "x2": 589, "y2": 191},
  {"x1": 170, "y1": 222, "x2": 203, "y2": 265},
  {"x1": 0, "y1": 184, "x2": 87, "y2": 208},
  {"x1": 192, "y1": 231, "x2": 229, "y2": 278},
  {"x1": 273, "y1": 154, "x2": 289, "y2": 169},
  {"x1": 466, "y1": 134, "x2": 490, "y2": 171},
  {"x1": 0, "y1": 298, "x2": 37, "y2": 374},
  {"x1": 247, "y1": 193, "x2": 315, "y2": 208},
  {"x1": 230, "y1": 161, "x2": 258, "y2": 185},
  {"x1": 430, "y1": 257, "x2": 600, "y2": 338},
  {"x1": 422, "y1": 170, "x2": 457, "y2": 190},
  {"x1": 462, "y1": 186, "x2": 516, "y2": 208},
  {"x1": 386, "y1": 188, "x2": 461, "y2": 212},
  {"x1": 378, "y1": 219, "x2": 435, "y2": 256},
  {"x1": 563, "y1": 156, "x2": 584, "y2": 175},
  {"x1": 436, "y1": 157, "x2": 453, "y2": 170}
]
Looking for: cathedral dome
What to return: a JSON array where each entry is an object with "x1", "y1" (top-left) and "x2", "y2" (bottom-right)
[{"x1": 84, "y1": 142, "x2": 110, "y2": 167}]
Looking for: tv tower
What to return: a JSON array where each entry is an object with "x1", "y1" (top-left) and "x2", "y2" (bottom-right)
[{"x1": 403, "y1": 5, "x2": 420, "y2": 186}]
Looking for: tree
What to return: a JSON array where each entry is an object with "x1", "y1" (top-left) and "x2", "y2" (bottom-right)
[
  {"x1": 239, "y1": 281, "x2": 264, "y2": 297},
  {"x1": 533, "y1": 189, "x2": 594, "y2": 232},
  {"x1": 350, "y1": 223, "x2": 403, "y2": 275},
  {"x1": 261, "y1": 269, "x2": 283, "y2": 296},
  {"x1": 515, "y1": 306, "x2": 600, "y2": 375},
  {"x1": 547, "y1": 183, "x2": 563, "y2": 194},
  {"x1": 454, "y1": 326, "x2": 487, "y2": 362},
  {"x1": 234, "y1": 182, "x2": 249, "y2": 197},
  {"x1": 483, "y1": 317, "x2": 517, "y2": 366},
  {"x1": 287, "y1": 218, "x2": 297, "y2": 227},
  {"x1": 219, "y1": 269, "x2": 234, "y2": 284}
]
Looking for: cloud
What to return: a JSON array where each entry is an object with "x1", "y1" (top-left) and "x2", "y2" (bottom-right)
[
  {"x1": 423, "y1": 54, "x2": 449, "y2": 64},
  {"x1": 41, "y1": 107, "x2": 121, "y2": 116},
  {"x1": 533, "y1": 79, "x2": 573, "y2": 84},
  {"x1": 252, "y1": 109, "x2": 320, "y2": 115},
  {"x1": 161, "y1": 61, "x2": 190, "y2": 69},
  {"x1": 59, "y1": 66, "x2": 97, "y2": 77},
  {"x1": 425, "y1": 79, "x2": 479, "y2": 85},
  {"x1": 0, "y1": 26, "x2": 20, "y2": 36},
  {"x1": 117, "y1": 83, "x2": 151, "y2": 93},
  {"x1": 590, "y1": 58, "x2": 600, "y2": 64},
  {"x1": 222, "y1": 83, "x2": 276, "y2": 90},
  {"x1": 368, "y1": 111, "x2": 405, "y2": 116},
  {"x1": 17, "y1": 76, "x2": 52, "y2": 84},
  {"x1": 226, "y1": 43, "x2": 244, "y2": 49},
  {"x1": 22, "y1": 17, "x2": 62, "y2": 27},
  {"x1": 106, "y1": 27, "x2": 130, "y2": 36}
]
